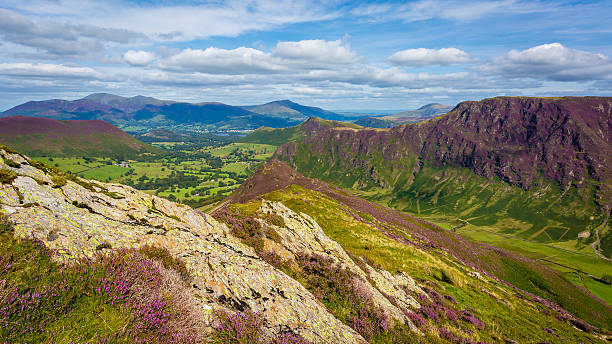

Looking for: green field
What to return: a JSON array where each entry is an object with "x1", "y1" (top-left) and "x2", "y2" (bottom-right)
[
  {"x1": 32, "y1": 139, "x2": 278, "y2": 210},
  {"x1": 410, "y1": 213, "x2": 612, "y2": 305}
]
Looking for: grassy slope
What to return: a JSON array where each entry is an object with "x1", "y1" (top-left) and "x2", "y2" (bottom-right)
[
  {"x1": 271, "y1": 128, "x2": 612, "y2": 302},
  {"x1": 228, "y1": 185, "x2": 610, "y2": 342}
]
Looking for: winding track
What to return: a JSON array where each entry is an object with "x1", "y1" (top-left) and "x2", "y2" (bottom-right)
[{"x1": 591, "y1": 210, "x2": 611, "y2": 261}]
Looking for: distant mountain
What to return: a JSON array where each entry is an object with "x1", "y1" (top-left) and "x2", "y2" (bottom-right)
[
  {"x1": 0, "y1": 115, "x2": 157, "y2": 158},
  {"x1": 242, "y1": 100, "x2": 349, "y2": 121},
  {"x1": 83, "y1": 93, "x2": 173, "y2": 113},
  {"x1": 1, "y1": 94, "x2": 344, "y2": 130},
  {"x1": 355, "y1": 103, "x2": 453, "y2": 128},
  {"x1": 1, "y1": 98, "x2": 129, "y2": 121},
  {"x1": 389, "y1": 103, "x2": 454, "y2": 120}
]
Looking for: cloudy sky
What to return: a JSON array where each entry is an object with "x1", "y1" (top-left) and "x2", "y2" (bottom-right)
[{"x1": 0, "y1": 0, "x2": 611, "y2": 111}]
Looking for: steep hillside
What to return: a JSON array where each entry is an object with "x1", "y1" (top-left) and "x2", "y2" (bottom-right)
[
  {"x1": 0, "y1": 115, "x2": 157, "y2": 158},
  {"x1": 1, "y1": 148, "x2": 610, "y2": 343},
  {"x1": 267, "y1": 97, "x2": 612, "y2": 260}
]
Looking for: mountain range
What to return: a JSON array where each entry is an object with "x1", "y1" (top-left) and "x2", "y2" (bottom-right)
[
  {"x1": 1, "y1": 93, "x2": 362, "y2": 131},
  {"x1": 243, "y1": 96, "x2": 612, "y2": 260}
]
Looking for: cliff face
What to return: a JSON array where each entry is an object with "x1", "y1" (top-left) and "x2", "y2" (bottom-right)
[
  {"x1": 279, "y1": 97, "x2": 612, "y2": 199},
  {"x1": 420, "y1": 97, "x2": 612, "y2": 195}
]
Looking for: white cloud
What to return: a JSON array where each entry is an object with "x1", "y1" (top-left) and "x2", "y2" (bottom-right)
[
  {"x1": 158, "y1": 47, "x2": 284, "y2": 74},
  {"x1": 1, "y1": 0, "x2": 337, "y2": 43},
  {"x1": 0, "y1": 62, "x2": 100, "y2": 78},
  {"x1": 272, "y1": 39, "x2": 359, "y2": 65},
  {"x1": 388, "y1": 48, "x2": 474, "y2": 67},
  {"x1": 123, "y1": 50, "x2": 156, "y2": 66},
  {"x1": 158, "y1": 39, "x2": 360, "y2": 74},
  {"x1": 481, "y1": 43, "x2": 612, "y2": 81}
]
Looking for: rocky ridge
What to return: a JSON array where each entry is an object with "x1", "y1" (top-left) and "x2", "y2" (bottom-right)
[
  {"x1": 0, "y1": 147, "x2": 435, "y2": 342},
  {"x1": 279, "y1": 97, "x2": 612, "y2": 198}
]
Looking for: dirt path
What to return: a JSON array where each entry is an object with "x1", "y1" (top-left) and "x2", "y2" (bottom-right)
[{"x1": 591, "y1": 210, "x2": 611, "y2": 261}]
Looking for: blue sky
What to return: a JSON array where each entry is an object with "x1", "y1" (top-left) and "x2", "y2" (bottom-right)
[{"x1": 0, "y1": 0, "x2": 611, "y2": 111}]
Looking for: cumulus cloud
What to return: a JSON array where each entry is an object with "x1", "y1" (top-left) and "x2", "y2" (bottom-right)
[
  {"x1": 0, "y1": 62, "x2": 100, "y2": 78},
  {"x1": 124, "y1": 50, "x2": 156, "y2": 66},
  {"x1": 302, "y1": 66, "x2": 471, "y2": 88},
  {"x1": 272, "y1": 39, "x2": 359, "y2": 65},
  {"x1": 158, "y1": 39, "x2": 359, "y2": 74},
  {"x1": 481, "y1": 43, "x2": 612, "y2": 81},
  {"x1": 158, "y1": 47, "x2": 283, "y2": 74},
  {"x1": 0, "y1": 9, "x2": 142, "y2": 57},
  {"x1": 388, "y1": 48, "x2": 474, "y2": 67}
]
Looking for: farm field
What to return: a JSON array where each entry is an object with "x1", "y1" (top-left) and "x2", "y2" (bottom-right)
[{"x1": 33, "y1": 141, "x2": 278, "y2": 210}]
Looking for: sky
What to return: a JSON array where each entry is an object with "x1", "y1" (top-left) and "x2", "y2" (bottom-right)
[{"x1": 0, "y1": 0, "x2": 611, "y2": 111}]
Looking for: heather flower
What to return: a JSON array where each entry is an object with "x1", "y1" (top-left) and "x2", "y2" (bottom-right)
[
  {"x1": 212, "y1": 309, "x2": 263, "y2": 344},
  {"x1": 460, "y1": 310, "x2": 485, "y2": 329},
  {"x1": 406, "y1": 311, "x2": 426, "y2": 328},
  {"x1": 273, "y1": 332, "x2": 313, "y2": 344}
]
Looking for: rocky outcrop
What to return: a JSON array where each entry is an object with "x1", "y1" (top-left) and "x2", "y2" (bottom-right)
[
  {"x1": 259, "y1": 201, "x2": 423, "y2": 329},
  {"x1": 0, "y1": 148, "x2": 366, "y2": 343}
]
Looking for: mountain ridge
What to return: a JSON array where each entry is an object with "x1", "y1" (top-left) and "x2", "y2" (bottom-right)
[{"x1": 1, "y1": 94, "x2": 356, "y2": 130}]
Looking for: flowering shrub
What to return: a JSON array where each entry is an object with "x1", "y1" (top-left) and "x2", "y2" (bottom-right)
[
  {"x1": 406, "y1": 311, "x2": 426, "y2": 328},
  {"x1": 460, "y1": 310, "x2": 485, "y2": 330},
  {"x1": 0, "y1": 215, "x2": 200, "y2": 343},
  {"x1": 293, "y1": 253, "x2": 393, "y2": 339},
  {"x1": 212, "y1": 309, "x2": 263, "y2": 344},
  {"x1": 272, "y1": 332, "x2": 313, "y2": 344},
  {"x1": 138, "y1": 244, "x2": 191, "y2": 284}
]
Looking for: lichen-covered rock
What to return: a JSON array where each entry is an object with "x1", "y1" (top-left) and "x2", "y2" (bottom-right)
[
  {"x1": 0, "y1": 149, "x2": 365, "y2": 343},
  {"x1": 260, "y1": 200, "x2": 419, "y2": 329}
]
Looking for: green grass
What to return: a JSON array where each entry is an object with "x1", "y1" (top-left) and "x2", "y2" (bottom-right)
[
  {"x1": 228, "y1": 185, "x2": 609, "y2": 342},
  {"x1": 79, "y1": 165, "x2": 129, "y2": 181},
  {"x1": 448, "y1": 225, "x2": 612, "y2": 305},
  {"x1": 221, "y1": 162, "x2": 249, "y2": 173},
  {"x1": 565, "y1": 273, "x2": 612, "y2": 306}
]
